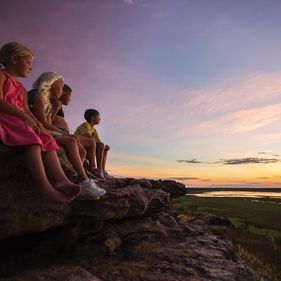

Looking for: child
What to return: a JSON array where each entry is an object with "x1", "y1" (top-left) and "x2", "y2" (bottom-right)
[
  {"x1": 0, "y1": 42, "x2": 80, "y2": 204},
  {"x1": 28, "y1": 72, "x2": 106, "y2": 199},
  {"x1": 52, "y1": 84, "x2": 72, "y2": 133},
  {"x1": 74, "y1": 109, "x2": 111, "y2": 180},
  {"x1": 51, "y1": 85, "x2": 101, "y2": 180}
]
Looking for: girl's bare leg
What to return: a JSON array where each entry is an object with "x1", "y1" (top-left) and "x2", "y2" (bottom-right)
[
  {"x1": 56, "y1": 136, "x2": 88, "y2": 181},
  {"x1": 25, "y1": 144, "x2": 70, "y2": 204},
  {"x1": 78, "y1": 142, "x2": 86, "y2": 163},
  {"x1": 42, "y1": 150, "x2": 81, "y2": 197},
  {"x1": 78, "y1": 136, "x2": 97, "y2": 167}
]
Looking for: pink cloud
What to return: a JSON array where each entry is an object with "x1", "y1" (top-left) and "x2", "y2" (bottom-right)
[
  {"x1": 123, "y1": 0, "x2": 134, "y2": 4},
  {"x1": 198, "y1": 103, "x2": 281, "y2": 133},
  {"x1": 181, "y1": 72, "x2": 281, "y2": 115}
]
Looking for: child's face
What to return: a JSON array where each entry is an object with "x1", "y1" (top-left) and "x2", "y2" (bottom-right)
[
  {"x1": 60, "y1": 92, "x2": 71, "y2": 105},
  {"x1": 14, "y1": 55, "x2": 33, "y2": 77},
  {"x1": 51, "y1": 79, "x2": 64, "y2": 100},
  {"x1": 92, "y1": 113, "x2": 101, "y2": 125}
]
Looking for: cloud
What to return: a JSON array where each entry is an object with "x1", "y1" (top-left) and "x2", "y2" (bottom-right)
[
  {"x1": 123, "y1": 0, "x2": 134, "y2": 4},
  {"x1": 177, "y1": 159, "x2": 203, "y2": 164},
  {"x1": 221, "y1": 158, "x2": 281, "y2": 165},
  {"x1": 177, "y1": 157, "x2": 281, "y2": 165},
  {"x1": 166, "y1": 177, "x2": 199, "y2": 180},
  {"x1": 198, "y1": 103, "x2": 281, "y2": 133},
  {"x1": 179, "y1": 72, "x2": 281, "y2": 135},
  {"x1": 181, "y1": 72, "x2": 281, "y2": 116},
  {"x1": 258, "y1": 152, "x2": 280, "y2": 157}
]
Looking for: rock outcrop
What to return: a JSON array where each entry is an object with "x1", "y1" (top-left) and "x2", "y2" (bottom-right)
[{"x1": 0, "y1": 146, "x2": 266, "y2": 281}]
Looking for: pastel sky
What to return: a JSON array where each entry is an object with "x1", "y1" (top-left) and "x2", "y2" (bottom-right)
[{"x1": 2, "y1": 0, "x2": 281, "y2": 187}]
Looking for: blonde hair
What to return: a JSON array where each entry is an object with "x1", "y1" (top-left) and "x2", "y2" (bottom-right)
[
  {"x1": 33, "y1": 72, "x2": 65, "y2": 110},
  {"x1": 0, "y1": 42, "x2": 33, "y2": 67}
]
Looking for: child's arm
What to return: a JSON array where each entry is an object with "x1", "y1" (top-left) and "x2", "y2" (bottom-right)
[
  {"x1": 0, "y1": 72, "x2": 39, "y2": 131},
  {"x1": 22, "y1": 88, "x2": 37, "y2": 119},
  {"x1": 33, "y1": 94, "x2": 64, "y2": 133},
  {"x1": 22, "y1": 89, "x2": 45, "y2": 133},
  {"x1": 50, "y1": 99, "x2": 62, "y2": 122}
]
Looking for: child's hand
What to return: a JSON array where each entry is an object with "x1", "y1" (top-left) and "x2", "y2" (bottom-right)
[
  {"x1": 23, "y1": 114, "x2": 38, "y2": 130},
  {"x1": 36, "y1": 122, "x2": 45, "y2": 134},
  {"x1": 23, "y1": 112, "x2": 46, "y2": 134}
]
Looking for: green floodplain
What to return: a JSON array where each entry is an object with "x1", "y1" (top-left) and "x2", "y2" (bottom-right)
[{"x1": 171, "y1": 191, "x2": 281, "y2": 281}]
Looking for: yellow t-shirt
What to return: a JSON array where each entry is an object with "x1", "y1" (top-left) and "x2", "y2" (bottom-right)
[{"x1": 74, "y1": 122, "x2": 101, "y2": 142}]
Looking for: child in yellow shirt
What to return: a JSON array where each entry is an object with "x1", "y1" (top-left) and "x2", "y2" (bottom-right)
[{"x1": 75, "y1": 109, "x2": 110, "y2": 180}]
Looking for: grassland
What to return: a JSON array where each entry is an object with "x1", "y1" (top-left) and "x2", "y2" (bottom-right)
[{"x1": 171, "y1": 195, "x2": 281, "y2": 281}]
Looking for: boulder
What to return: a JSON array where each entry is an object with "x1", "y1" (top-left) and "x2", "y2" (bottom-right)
[
  {"x1": 0, "y1": 146, "x2": 170, "y2": 239},
  {"x1": 0, "y1": 145, "x2": 266, "y2": 281},
  {"x1": 1, "y1": 265, "x2": 101, "y2": 281}
]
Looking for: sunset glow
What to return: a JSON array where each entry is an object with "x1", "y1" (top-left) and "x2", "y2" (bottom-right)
[{"x1": 2, "y1": 0, "x2": 281, "y2": 187}]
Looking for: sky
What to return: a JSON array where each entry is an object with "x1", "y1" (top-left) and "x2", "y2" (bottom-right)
[{"x1": 1, "y1": 0, "x2": 281, "y2": 187}]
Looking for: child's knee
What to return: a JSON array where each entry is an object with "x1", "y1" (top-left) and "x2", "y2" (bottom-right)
[
  {"x1": 99, "y1": 142, "x2": 105, "y2": 149},
  {"x1": 65, "y1": 137, "x2": 78, "y2": 148}
]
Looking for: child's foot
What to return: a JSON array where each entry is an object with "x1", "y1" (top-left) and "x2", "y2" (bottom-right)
[
  {"x1": 89, "y1": 167, "x2": 105, "y2": 181},
  {"x1": 54, "y1": 181, "x2": 81, "y2": 197},
  {"x1": 79, "y1": 179, "x2": 106, "y2": 199},
  {"x1": 41, "y1": 188, "x2": 71, "y2": 205}
]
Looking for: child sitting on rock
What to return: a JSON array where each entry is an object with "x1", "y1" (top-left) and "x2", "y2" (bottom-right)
[
  {"x1": 51, "y1": 85, "x2": 102, "y2": 181},
  {"x1": 52, "y1": 84, "x2": 72, "y2": 133},
  {"x1": 28, "y1": 72, "x2": 106, "y2": 199},
  {"x1": 0, "y1": 42, "x2": 80, "y2": 204},
  {"x1": 75, "y1": 109, "x2": 111, "y2": 180}
]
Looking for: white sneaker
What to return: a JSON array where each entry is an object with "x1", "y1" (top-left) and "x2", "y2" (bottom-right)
[
  {"x1": 90, "y1": 178, "x2": 106, "y2": 194},
  {"x1": 79, "y1": 179, "x2": 106, "y2": 199}
]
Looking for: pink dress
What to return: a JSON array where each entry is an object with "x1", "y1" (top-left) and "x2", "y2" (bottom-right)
[{"x1": 0, "y1": 70, "x2": 58, "y2": 151}]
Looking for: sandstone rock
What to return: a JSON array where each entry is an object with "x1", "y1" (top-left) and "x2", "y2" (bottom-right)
[
  {"x1": 87, "y1": 217, "x2": 263, "y2": 281},
  {"x1": 0, "y1": 145, "x2": 266, "y2": 281},
  {"x1": 0, "y1": 178, "x2": 170, "y2": 239},
  {"x1": 0, "y1": 215, "x2": 266, "y2": 281},
  {"x1": 0, "y1": 145, "x2": 175, "y2": 239},
  {"x1": 103, "y1": 177, "x2": 188, "y2": 198},
  {"x1": 1, "y1": 265, "x2": 101, "y2": 281}
]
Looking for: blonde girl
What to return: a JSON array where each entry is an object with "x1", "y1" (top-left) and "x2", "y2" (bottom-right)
[
  {"x1": 28, "y1": 72, "x2": 106, "y2": 199},
  {"x1": 0, "y1": 42, "x2": 81, "y2": 204}
]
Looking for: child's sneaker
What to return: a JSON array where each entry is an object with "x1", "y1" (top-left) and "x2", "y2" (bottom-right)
[
  {"x1": 85, "y1": 168, "x2": 98, "y2": 181},
  {"x1": 79, "y1": 179, "x2": 106, "y2": 199},
  {"x1": 89, "y1": 167, "x2": 105, "y2": 181}
]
